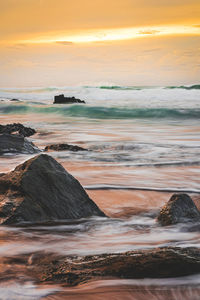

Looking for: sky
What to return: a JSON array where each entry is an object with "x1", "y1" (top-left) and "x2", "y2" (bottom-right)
[{"x1": 0, "y1": 0, "x2": 200, "y2": 87}]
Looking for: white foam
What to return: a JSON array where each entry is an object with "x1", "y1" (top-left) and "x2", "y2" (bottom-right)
[{"x1": 0, "y1": 85, "x2": 200, "y2": 108}]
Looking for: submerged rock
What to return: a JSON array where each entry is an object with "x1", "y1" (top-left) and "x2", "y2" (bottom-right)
[
  {"x1": 0, "y1": 123, "x2": 36, "y2": 137},
  {"x1": 0, "y1": 134, "x2": 40, "y2": 155},
  {"x1": 0, "y1": 154, "x2": 105, "y2": 224},
  {"x1": 157, "y1": 193, "x2": 200, "y2": 226},
  {"x1": 53, "y1": 94, "x2": 85, "y2": 104},
  {"x1": 3, "y1": 247, "x2": 199, "y2": 286},
  {"x1": 44, "y1": 143, "x2": 88, "y2": 152}
]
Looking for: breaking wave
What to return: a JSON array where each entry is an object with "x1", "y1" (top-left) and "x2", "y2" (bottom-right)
[
  {"x1": 166, "y1": 84, "x2": 200, "y2": 90},
  {"x1": 0, "y1": 104, "x2": 200, "y2": 120}
]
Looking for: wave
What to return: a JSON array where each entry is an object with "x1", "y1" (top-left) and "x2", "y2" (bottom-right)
[
  {"x1": 84, "y1": 185, "x2": 200, "y2": 194},
  {"x1": 166, "y1": 84, "x2": 200, "y2": 90},
  {"x1": 0, "y1": 104, "x2": 200, "y2": 119},
  {"x1": 85, "y1": 85, "x2": 143, "y2": 90},
  {"x1": 85, "y1": 84, "x2": 200, "y2": 91},
  {"x1": 1, "y1": 84, "x2": 199, "y2": 95}
]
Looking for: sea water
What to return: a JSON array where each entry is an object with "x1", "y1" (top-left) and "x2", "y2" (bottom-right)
[{"x1": 0, "y1": 84, "x2": 200, "y2": 299}]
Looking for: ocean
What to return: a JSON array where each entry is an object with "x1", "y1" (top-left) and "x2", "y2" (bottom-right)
[{"x1": 0, "y1": 84, "x2": 200, "y2": 299}]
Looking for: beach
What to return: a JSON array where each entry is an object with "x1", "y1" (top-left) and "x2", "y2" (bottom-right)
[{"x1": 0, "y1": 85, "x2": 200, "y2": 299}]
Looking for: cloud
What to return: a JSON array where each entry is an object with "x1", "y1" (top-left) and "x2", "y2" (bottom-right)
[
  {"x1": 7, "y1": 43, "x2": 28, "y2": 50},
  {"x1": 55, "y1": 41, "x2": 74, "y2": 45},
  {"x1": 138, "y1": 30, "x2": 160, "y2": 35}
]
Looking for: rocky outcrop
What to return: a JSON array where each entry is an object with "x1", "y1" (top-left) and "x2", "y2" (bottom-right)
[
  {"x1": 54, "y1": 94, "x2": 85, "y2": 104},
  {"x1": 0, "y1": 154, "x2": 105, "y2": 224},
  {"x1": 44, "y1": 143, "x2": 88, "y2": 152},
  {"x1": 3, "y1": 247, "x2": 200, "y2": 286},
  {"x1": 0, "y1": 123, "x2": 36, "y2": 137},
  {"x1": 157, "y1": 193, "x2": 200, "y2": 226},
  {"x1": 0, "y1": 133, "x2": 40, "y2": 155}
]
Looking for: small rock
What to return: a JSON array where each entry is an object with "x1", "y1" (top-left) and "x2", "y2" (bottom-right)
[
  {"x1": 44, "y1": 143, "x2": 88, "y2": 152},
  {"x1": 0, "y1": 134, "x2": 40, "y2": 155},
  {"x1": 10, "y1": 98, "x2": 20, "y2": 102},
  {"x1": 0, "y1": 123, "x2": 36, "y2": 137},
  {"x1": 157, "y1": 193, "x2": 200, "y2": 226},
  {"x1": 54, "y1": 94, "x2": 85, "y2": 104}
]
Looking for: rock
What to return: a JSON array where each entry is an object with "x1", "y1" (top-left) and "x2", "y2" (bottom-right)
[
  {"x1": 10, "y1": 98, "x2": 20, "y2": 102},
  {"x1": 0, "y1": 134, "x2": 40, "y2": 155},
  {"x1": 157, "y1": 193, "x2": 200, "y2": 226},
  {"x1": 3, "y1": 247, "x2": 200, "y2": 285},
  {"x1": 0, "y1": 123, "x2": 36, "y2": 137},
  {"x1": 54, "y1": 94, "x2": 85, "y2": 104},
  {"x1": 0, "y1": 154, "x2": 105, "y2": 224},
  {"x1": 44, "y1": 143, "x2": 88, "y2": 152}
]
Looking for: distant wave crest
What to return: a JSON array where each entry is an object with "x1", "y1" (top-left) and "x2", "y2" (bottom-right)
[{"x1": 166, "y1": 84, "x2": 200, "y2": 90}]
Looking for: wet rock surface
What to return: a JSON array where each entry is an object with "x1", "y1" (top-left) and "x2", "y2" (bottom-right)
[
  {"x1": 0, "y1": 133, "x2": 40, "y2": 155},
  {"x1": 2, "y1": 247, "x2": 200, "y2": 286},
  {"x1": 0, "y1": 154, "x2": 105, "y2": 224},
  {"x1": 0, "y1": 123, "x2": 36, "y2": 137},
  {"x1": 157, "y1": 193, "x2": 200, "y2": 226},
  {"x1": 54, "y1": 94, "x2": 86, "y2": 104},
  {"x1": 44, "y1": 143, "x2": 88, "y2": 152}
]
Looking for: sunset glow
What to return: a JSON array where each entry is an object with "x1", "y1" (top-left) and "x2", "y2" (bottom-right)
[
  {"x1": 0, "y1": 0, "x2": 200, "y2": 86},
  {"x1": 16, "y1": 25, "x2": 200, "y2": 45}
]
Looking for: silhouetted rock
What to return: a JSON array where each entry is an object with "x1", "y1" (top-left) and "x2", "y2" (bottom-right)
[
  {"x1": 54, "y1": 94, "x2": 85, "y2": 104},
  {"x1": 0, "y1": 134, "x2": 40, "y2": 155},
  {"x1": 0, "y1": 123, "x2": 36, "y2": 137},
  {"x1": 44, "y1": 143, "x2": 88, "y2": 152},
  {"x1": 157, "y1": 193, "x2": 200, "y2": 226},
  {"x1": 0, "y1": 154, "x2": 105, "y2": 224}
]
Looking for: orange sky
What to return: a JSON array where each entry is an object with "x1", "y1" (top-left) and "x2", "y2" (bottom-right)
[{"x1": 0, "y1": 0, "x2": 200, "y2": 86}]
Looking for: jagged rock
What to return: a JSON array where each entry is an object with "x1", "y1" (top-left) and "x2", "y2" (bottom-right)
[
  {"x1": 54, "y1": 94, "x2": 85, "y2": 104},
  {"x1": 44, "y1": 143, "x2": 88, "y2": 152},
  {"x1": 0, "y1": 134, "x2": 40, "y2": 155},
  {"x1": 0, "y1": 154, "x2": 105, "y2": 224},
  {"x1": 157, "y1": 193, "x2": 200, "y2": 226},
  {"x1": 0, "y1": 123, "x2": 36, "y2": 137}
]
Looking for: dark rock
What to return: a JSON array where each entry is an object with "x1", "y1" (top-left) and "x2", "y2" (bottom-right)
[
  {"x1": 157, "y1": 193, "x2": 200, "y2": 226},
  {"x1": 54, "y1": 94, "x2": 85, "y2": 104},
  {"x1": 0, "y1": 123, "x2": 36, "y2": 137},
  {"x1": 0, "y1": 154, "x2": 105, "y2": 224},
  {"x1": 0, "y1": 134, "x2": 40, "y2": 155},
  {"x1": 44, "y1": 143, "x2": 88, "y2": 152},
  {"x1": 10, "y1": 98, "x2": 20, "y2": 102},
  {"x1": 3, "y1": 247, "x2": 200, "y2": 286}
]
